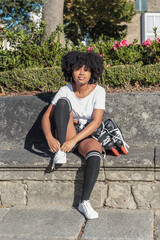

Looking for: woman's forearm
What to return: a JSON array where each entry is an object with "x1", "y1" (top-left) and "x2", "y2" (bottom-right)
[
  {"x1": 41, "y1": 104, "x2": 55, "y2": 140},
  {"x1": 41, "y1": 115, "x2": 53, "y2": 140}
]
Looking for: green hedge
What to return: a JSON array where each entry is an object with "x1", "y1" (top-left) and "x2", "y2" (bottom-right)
[
  {"x1": 0, "y1": 66, "x2": 66, "y2": 92},
  {"x1": 0, "y1": 64, "x2": 160, "y2": 93},
  {"x1": 103, "y1": 63, "x2": 160, "y2": 88}
]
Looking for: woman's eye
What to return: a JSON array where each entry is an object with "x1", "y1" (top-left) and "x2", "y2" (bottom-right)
[{"x1": 74, "y1": 67, "x2": 80, "y2": 71}]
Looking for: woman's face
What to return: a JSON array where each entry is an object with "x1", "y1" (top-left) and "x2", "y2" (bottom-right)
[{"x1": 72, "y1": 65, "x2": 91, "y2": 86}]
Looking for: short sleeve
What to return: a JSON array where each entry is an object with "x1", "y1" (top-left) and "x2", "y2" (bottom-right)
[
  {"x1": 94, "y1": 86, "x2": 106, "y2": 110},
  {"x1": 51, "y1": 87, "x2": 66, "y2": 105}
]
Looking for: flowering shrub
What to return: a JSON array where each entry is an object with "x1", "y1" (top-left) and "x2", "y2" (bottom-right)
[
  {"x1": 142, "y1": 38, "x2": 152, "y2": 47},
  {"x1": 111, "y1": 39, "x2": 143, "y2": 65},
  {"x1": 113, "y1": 39, "x2": 128, "y2": 50},
  {"x1": 141, "y1": 36, "x2": 160, "y2": 64},
  {"x1": 87, "y1": 46, "x2": 93, "y2": 52},
  {"x1": 1, "y1": 25, "x2": 160, "y2": 74}
]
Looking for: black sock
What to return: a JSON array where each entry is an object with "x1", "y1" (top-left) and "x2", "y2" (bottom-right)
[
  {"x1": 81, "y1": 151, "x2": 101, "y2": 201},
  {"x1": 53, "y1": 98, "x2": 71, "y2": 145}
]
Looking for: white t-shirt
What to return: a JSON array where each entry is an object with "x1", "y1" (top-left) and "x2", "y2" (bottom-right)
[{"x1": 51, "y1": 84, "x2": 106, "y2": 123}]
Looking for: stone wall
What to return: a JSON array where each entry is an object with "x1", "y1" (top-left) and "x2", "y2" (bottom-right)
[
  {"x1": 148, "y1": 0, "x2": 160, "y2": 12},
  {"x1": 0, "y1": 146, "x2": 160, "y2": 209},
  {"x1": 0, "y1": 93, "x2": 160, "y2": 209}
]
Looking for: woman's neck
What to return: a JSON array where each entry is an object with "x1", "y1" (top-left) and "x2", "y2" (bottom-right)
[{"x1": 72, "y1": 83, "x2": 96, "y2": 98}]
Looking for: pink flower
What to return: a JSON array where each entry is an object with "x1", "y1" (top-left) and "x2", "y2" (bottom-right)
[
  {"x1": 121, "y1": 40, "x2": 128, "y2": 46},
  {"x1": 107, "y1": 64, "x2": 111, "y2": 67},
  {"x1": 155, "y1": 37, "x2": 159, "y2": 43},
  {"x1": 87, "y1": 46, "x2": 93, "y2": 52},
  {"x1": 113, "y1": 41, "x2": 119, "y2": 50},
  {"x1": 142, "y1": 38, "x2": 152, "y2": 47},
  {"x1": 99, "y1": 54, "x2": 103, "y2": 58},
  {"x1": 118, "y1": 42, "x2": 124, "y2": 48},
  {"x1": 129, "y1": 43, "x2": 133, "y2": 46},
  {"x1": 119, "y1": 40, "x2": 128, "y2": 48},
  {"x1": 113, "y1": 40, "x2": 128, "y2": 49}
]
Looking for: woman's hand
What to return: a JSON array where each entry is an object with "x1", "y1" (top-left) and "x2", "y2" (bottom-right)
[
  {"x1": 46, "y1": 136, "x2": 60, "y2": 152},
  {"x1": 61, "y1": 139, "x2": 77, "y2": 152}
]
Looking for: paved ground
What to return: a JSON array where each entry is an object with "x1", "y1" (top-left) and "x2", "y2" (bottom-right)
[{"x1": 0, "y1": 207, "x2": 159, "y2": 240}]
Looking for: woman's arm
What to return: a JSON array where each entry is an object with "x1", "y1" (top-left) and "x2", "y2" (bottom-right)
[
  {"x1": 61, "y1": 108, "x2": 104, "y2": 152},
  {"x1": 41, "y1": 104, "x2": 60, "y2": 152}
]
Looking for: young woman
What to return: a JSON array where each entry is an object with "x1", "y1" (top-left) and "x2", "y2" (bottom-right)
[{"x1": 41, "y1": 51, "x2": 105, "y2": 219}]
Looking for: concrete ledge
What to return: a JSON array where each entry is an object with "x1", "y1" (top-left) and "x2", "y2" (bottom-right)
[{"x1": 1, "y1": 92, "x2": 160, "y2": 149}]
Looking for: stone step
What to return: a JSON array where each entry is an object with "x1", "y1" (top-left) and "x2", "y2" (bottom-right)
[
  {"x1": 0, "y1": 147, "x2": 160, "y2": 209},
  {"x1": 0, "y1": 207, "x2": 154, "y2": 240}
]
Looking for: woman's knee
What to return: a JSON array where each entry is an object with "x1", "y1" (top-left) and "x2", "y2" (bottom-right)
[
  {"x1": 56, "y1": 97, "x2": 72, "y2": 112},
  {"x1": 78, "y1": 138, "x2": 102, "y2": 157}
]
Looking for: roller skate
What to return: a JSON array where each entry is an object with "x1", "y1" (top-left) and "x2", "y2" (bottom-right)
[
  {"x1": 104, "y1": 119, "x2": 129, "y2": 155},
  {"x1": 92, "y1": 122, "x2": 120, "y2": 156}
]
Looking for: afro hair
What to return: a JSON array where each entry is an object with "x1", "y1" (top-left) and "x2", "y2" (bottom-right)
[{"x1": 61, "y1": 51, "x2": 103, "y2": 84}]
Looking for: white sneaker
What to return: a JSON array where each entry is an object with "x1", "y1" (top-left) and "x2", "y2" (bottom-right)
[
  {"x1": 51, "y1": 149, "x2": 66, "y2": 170},
  {"x1": 78, "y1": 200, "x2": 98, "y2": 219}
]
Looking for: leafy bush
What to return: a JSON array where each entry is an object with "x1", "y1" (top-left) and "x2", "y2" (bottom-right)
[
  {"x1": 1, "y1": 24, "x2": 160, "y2": 72},
  {"x1": 1, "y1": 25, "x2": 160, "y2": 93},
  {"x1": 0, "y1": 66, "x2": 66, "y2": 93},
  {"x1": 141, "y1": 29, "x2": 160, "y2": 65},
  {"x1": 1, "y1": 64, "x2": 160, "y2": 93},
  {"x1": 0, "y1": 23, "x2": 69, "y2": 71},
  {"x1": 102, "y1": 64, "x2": 160, "y2": 88}
]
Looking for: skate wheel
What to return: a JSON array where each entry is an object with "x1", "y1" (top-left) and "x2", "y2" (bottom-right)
[
  {"x1": 120, "y1": 145, "x2": 128, "y2": 155},
  {"x1": 111, "y1": 147, "x2": 119, "y2": 157}
]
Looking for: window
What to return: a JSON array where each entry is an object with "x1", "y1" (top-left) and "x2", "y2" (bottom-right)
[
  {"x1": 135, "y1": 0, "x2": 148, "y2": 12},
  {"x1": 142, "y1": 13, "x2": 160, "y2": 41}
]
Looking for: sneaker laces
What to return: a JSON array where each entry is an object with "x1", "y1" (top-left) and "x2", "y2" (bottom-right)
[
  {"x1": 51, "y1": 149, "x2": 66, "y2": 171},
  {"x1": 51, "y1": 158, "x2": 56, "y2": 171},
  {"x1": 82, "y1": 200, "x2": 95, "y2": 213}
]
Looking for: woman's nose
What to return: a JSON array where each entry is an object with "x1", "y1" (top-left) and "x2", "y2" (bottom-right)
[{"x1": 79, "y1": 68, "x2": 84, "y2": 74}]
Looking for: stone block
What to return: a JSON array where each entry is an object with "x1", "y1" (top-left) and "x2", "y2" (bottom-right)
[
  {"x1": 27, "y1": 181, "x2": 76, "y2": 207},
  {"x1": 0, "y1": 95, "x2": 49, "y2": 149},
  {"x1": 0, "y1": 149, "x2": 50, "y2": 168},
  {"x1": 27, "y1": 180, "x2": 105, "y2": 208},
  {"x1": 1, "y1": 92, "x2": 160, "y2": 149},
  {"x1": 105, "y1": 168, "x2": 154, "y2": 181},
  {"x1": 155, "y1": 145, "x2": 160, "y2": 180},
  {"x1": 82, "y1": 209, "x2": 153, "y2": 240},
  {"x1": 0, "y1": 150, "x2": 8, "y2": 159},
  {"x1": 149, "y1": 0, "x2": 160, "y2": 11},
  {"x1": 0, "y1": 208, "x2": 10, "y2": 221},
  {"x1": 132, "y1": 182, "x2": 160, "y2": 209},
  {"x1": 0, "y1": 182, "x2": 26, "y2": 207},
  {"x1": 104, "y1": 92, "x2": 160, "y2": 146},
  {"x1": 104, "y1": 147, "x2": 154, "y2": 168},
  {"x1": 105, "y1": 182, "x2": 137, "y2": 209},
  {"x1": 155, "y1": 210, "x2": 160, "y2": 240},
  {"x1": 90, "y1": 181, "x2": 107, "y2": 207},
  {"x1": 0, "y1": 207, "x2": 84, "y2": 240}
]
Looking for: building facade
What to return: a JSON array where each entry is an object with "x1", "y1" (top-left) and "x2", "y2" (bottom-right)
[{"x1": 126, "y1": 0, "x2": 160, "y2": 43}]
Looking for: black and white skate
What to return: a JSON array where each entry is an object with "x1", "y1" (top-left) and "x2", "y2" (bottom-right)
[
  {"x1": 104, "y1": 119, "x2": 129, "y2": 155},
  {"x1": 92, "y1": 122, "x2": 120, "y2": 156}
]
